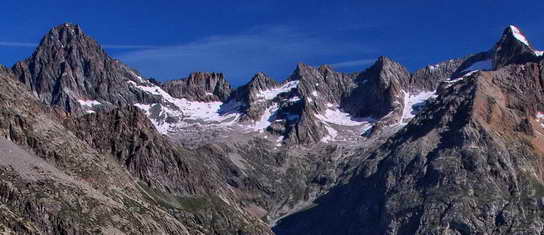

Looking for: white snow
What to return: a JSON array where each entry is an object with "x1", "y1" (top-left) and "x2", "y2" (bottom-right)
[
  {"x1": 251, "y1": 104, "x2": 278, "y2": 132},
  {"x1": 316, "y1": 104, "x2": 373, "y2": 126},
  {"x1": 535, "y1": 50, "x2": 544, "y2": 57},
  {"x1": 129, "y1": 81, "x2": 239, "y2": 122},
  {"x1": 276, "y1": 136, "x2": 284, "y2": 147},
  {"x1": 256, "y1": 80, "x2": 299, "y2": 100},
  {"x1": 128, "y1": 81, "x2": 241, "y2": 133},
  {"x1": 510, "y1": 25, "x2": 530, "y2": 47},
  {"x1": 428, "y1": 64, "x2": 439, "y2": 71},
  {"x1": 311, "y1": 91, "x2": 318, "y2": 97},
  {"x1": 129, "y1": 71, "x2": 146, "y2": 83},
  {"x1": 321, "y1": 125, "x2": 338, "y2": 143},
  {"x1": 536, "y1": 112, "x2": 544, "y2": 128},
  {"x1": 444, "y1": 70, "x2": 479, "y2": 88},
  {"x1": 361, "y1": 124, "x2": 373, "y2": 135},
  {"x1": 78, "y1": 99, "x2": 101, "y2": 107},
  {"x1": 288, "y1": 96, "x2": 301, "y2": 102},
  {"x1": 400, "y1": 91, "x2": 437, "y2": 124}
]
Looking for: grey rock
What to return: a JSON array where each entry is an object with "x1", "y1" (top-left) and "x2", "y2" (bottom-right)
[{"x1": 162, "y1": 72, "x2": 232, "y2": 102}]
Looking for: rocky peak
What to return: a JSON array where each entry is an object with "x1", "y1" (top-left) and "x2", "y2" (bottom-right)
[
  {"x1": 11, "y1": 23, "x2": 155, "y2": 113},
  {"x1": 161, "y1": 72, "x2": 232, "y2": 102},
  {"x1": 492, "y1": 25, "x2": 540, "y2": 69},
  {"x1": 247, "y1": 72, "x2": 279, "y2": 92},
  {"x1": 229, "y1": 72, "x2": 281, "y2": 122},
  {"x1": 342, "y1": 56, "x2": 409, "y2": 122}
]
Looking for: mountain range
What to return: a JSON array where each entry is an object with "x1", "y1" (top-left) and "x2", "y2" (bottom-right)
[{"x1": 1, "y1": 23, "x2": 544, "y2": 234}]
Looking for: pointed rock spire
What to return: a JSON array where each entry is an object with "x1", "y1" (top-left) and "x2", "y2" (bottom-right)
[
  {"x1": 492, "y1": 25, "x2": 540, "y2": 69},
  {"x1": 11, "y1": 23, "x2": 159, "y2": 113}
]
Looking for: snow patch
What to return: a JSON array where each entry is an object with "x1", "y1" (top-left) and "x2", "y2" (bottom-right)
[
  {"x1": 537, "y1": 112, "x2": 544, "y2": 128},
  {"x1": 321, "y1": 125, "x2": 338, "y2": 143},
  {"x1": 444, "y1": 70, "x2": 479, "y2": 88},
  {"x1": 400, "y1": 91, "x2": 437, "y2": 124},
  {"x1": 428, "y1": 64, "x2": 439, "y2": 71},
  {"x1": 78, "y1": 99, "x2": 101, "y2": 107},
  {"x1": 276, "y1": 136, "x2": 284, "y2": 146},
  {"x1": 128, "y1": 81, "x2": 241, "y2": 133},
  {"x1": 311, "y1": 91, "x2": 318, "y2": 97},
  {"x1": 256, "y1": 80, "x2": 299, "y2": 100},
  {"x1": 509, "y1": 25, "x2": 530, "y2": 47},
  {"x1": 316, "y1": 104, "x2": 373, "y2": 126},
  {"x1": 251, "y1": 104, "x2": 278, "y2": 132},
  {"x1": 288, "y1": 96, "x2": 301, "y2": 102}
]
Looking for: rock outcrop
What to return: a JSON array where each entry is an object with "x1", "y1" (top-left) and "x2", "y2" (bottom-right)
[
  {"x1": 11, "y1": 23, "x2": 160, "y2": 113},
  {"x1": 492, "y1": 25, "x2": 541, "y2": 69},
  {"x1": 162, "y1": 72, "x2": 232, "y2": 102}
]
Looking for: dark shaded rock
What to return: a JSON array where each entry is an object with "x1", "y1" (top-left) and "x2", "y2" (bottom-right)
[
  {"x1": 11, "y1": 23, "x2": 161, "y2": 113},
  {"x1": 343, "y1": 56, "x2": 410, "y2": 124},
  {"x1": 162, "y1": 72, "x2": 232, "y2": 102},
  {"x1": 232, "y1": 72, "x2": 281, "y2": 121},
  {"x1": 492, "y1": 25, "x2": 540, "y2": 69}
]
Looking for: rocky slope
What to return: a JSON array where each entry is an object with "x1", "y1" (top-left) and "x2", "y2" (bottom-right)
[
  {"x1": 0, "y1": 60, "x2": 274, "y2": 234},
  {"x1": 274, "y1": 27, "x2": 544, "y2": 234}
]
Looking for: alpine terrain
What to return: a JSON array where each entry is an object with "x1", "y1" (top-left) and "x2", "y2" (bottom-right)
[{"x1": 2, "y1": 23, "x2": 544, "y2": 234}]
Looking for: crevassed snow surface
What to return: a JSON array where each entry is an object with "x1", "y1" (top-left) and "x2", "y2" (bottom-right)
[
  {"x1": 78, "y1": 99, "x2": 101, "y2": 107},
  {"x1": 316, "y1": 105, "x2": 373, "y2": 126},
  {"x1": 510, "y1": 25, "x2": 530, "y2": 47},
  {"x1": 256, "y1": 81, "x2": 299, "y2": 100},
  {"x1": 400, "y1": 91, "x2": 436, "y2": 124}
]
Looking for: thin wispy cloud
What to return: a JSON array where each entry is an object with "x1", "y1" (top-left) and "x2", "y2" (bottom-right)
[
  {"x1": 0, "y1": 41, "x2": 159, "y2": 49},
  {"x1": 0, "y1": 41, "x2": 37, "y2": 47},
  {"x1": 330, "y1": 59, "x2": 375, "y2": 68},
  {"x1": 116, "y1": 25, "x2": 378, "y2": 85},
  {"x1": 102, "y1": 44, "x2": 161, "y2": 49}
]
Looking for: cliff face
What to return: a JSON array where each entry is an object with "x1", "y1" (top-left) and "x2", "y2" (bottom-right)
[{"x1": 161, "y1": 72, "x2": 232, "y2": 102}]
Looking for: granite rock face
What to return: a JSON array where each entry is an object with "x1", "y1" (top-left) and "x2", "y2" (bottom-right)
[
  {"x1": 492, "y1": 25, "x2": 541, "y2": 69},
  {"x1": 161, "y1": 72, "x2": 232, "y2": 102},
  {"x1": 342, "y1": 57, "x2": 410, "y2": 123}
]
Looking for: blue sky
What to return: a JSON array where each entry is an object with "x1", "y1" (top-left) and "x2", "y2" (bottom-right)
[{"x1": 1, "y1": 1, "x2": 543, "y2": 86}]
